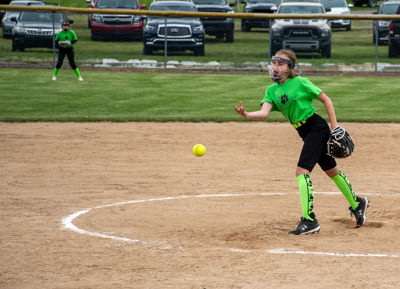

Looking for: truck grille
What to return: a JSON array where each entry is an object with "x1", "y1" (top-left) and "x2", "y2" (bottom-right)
[
  {"x1": 283, "y1": 27, "x2": 320, "y2": 38},
  {"x1": 103, "y1": 15, "x2": 132, "y2": 25},
  {"x1": 158, "y1": 25, "x2": 191, "y2": 37},
  {"x1": 26, "y1": 29, "x2": 53, "y2": 36}
]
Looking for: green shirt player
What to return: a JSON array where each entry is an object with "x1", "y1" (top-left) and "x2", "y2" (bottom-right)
[
  {"x1": 52, "y1": 21, "x2": 82, "y2": 81},
  {"x1": 234, "y1": 49, "x2": 369, "y2": 235}
]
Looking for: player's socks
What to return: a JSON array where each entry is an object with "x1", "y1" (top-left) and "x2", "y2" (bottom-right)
[
  {"x1": 331, "y1": 170, "x2": 359, "y2": 210},
  {"x1": 53, "y1": 68, "x2": 60, "y2": 77},
  {"x1": 296, "y1": 174, "x2": 315, "y2": 221},
  {"x1": 74, "y1": 68, "x2": 81, "y2": 78}
]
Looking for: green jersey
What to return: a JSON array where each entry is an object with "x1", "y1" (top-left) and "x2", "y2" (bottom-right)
[
  {"x1": 55, "y1": 29, "x2": 78, "y2": 48},
  {"x1": 260, "y1": 76, "x2": 322, "y2": 124}
]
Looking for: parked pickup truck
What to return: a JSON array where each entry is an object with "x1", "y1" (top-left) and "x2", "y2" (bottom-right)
[{"x1": 388, "y1": 6, "x2": 400, "y2": 57}]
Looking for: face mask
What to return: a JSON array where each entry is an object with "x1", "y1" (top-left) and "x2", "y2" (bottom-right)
[{"x1": 268, "y1": 56, "x2": 295, "y2": 83}]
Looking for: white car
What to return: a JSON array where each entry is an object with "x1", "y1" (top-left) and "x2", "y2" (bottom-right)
[
  {"x1": 1, "y1": 0, "x2": 45, "y2": 39},
  {"x1": 321, "y1": 0, "x2": 352, "y2": 31}
]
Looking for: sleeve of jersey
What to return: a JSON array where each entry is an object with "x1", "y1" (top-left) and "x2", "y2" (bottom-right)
[
  {"x1": 54, "y1": 32, "x2": 60, "y2": 42},
  {"x1": 260, "y1": 86, "x2": 277, "y2": 111},
  {"x1": 301, "y1": 77, "x2": 322, "y2": 99},
  {"x1": 71, "y1": 31, "x2": 78, "y2": 42}
]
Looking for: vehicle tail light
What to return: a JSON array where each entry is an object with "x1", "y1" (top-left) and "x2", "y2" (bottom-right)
[{"x1": 389, "y1": 23, "x2": 394, "y2": 35}]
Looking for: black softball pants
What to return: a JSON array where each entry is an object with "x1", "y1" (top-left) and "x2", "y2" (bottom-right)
[{"x1": 56, "y1": 47, "x2": 77, "y2": 70}]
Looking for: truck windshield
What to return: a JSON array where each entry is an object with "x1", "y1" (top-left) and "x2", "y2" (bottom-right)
[
  {"x1": 381, "y1": 3, "x2": 400, "y2": 14},
  {"x1": 20, "y1": 11, "x2": 64, "y2": 22},
  {"x1": 279, "y1": 5, "x2": 324, "y2": 13},
  {"x1": 320, "y1": 0, "x2": 346, "y2": 8},
  {"x1": 192, "y1": 0, "x2": 227, "y2": 4},
  {"x1": 97, "y1": 0, "x2": 138, "y2": 9},
  {"x1": 247, "y1": 0, "x2": 277, "y2": 4}
]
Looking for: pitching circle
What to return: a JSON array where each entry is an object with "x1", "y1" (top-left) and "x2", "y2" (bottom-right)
[{"x1": 61, "y1": 192, "x2": 400, "y2": 259}]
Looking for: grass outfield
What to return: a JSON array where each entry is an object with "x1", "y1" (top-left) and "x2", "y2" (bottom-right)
[{"x1": 0, "y1": 68, "x2": 399, "y2": 122}]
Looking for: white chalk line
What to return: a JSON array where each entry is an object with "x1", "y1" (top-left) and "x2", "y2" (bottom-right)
[{"x1": 61, "y1": 192, "x2": 400, "y2": 258}]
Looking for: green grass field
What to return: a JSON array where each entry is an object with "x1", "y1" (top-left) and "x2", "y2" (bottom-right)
[{"x1": 1, "y1": 68, "x2": 399, "y2": 122}]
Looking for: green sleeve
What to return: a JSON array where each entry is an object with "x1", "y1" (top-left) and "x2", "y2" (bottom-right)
[
  {"x1": 260, "y1": 85, "x2": 277, "y2": 111},
  {"x1": 70, "y1": 30, "x2": 78, "y2": 42},
  {"x1": 301, "y1": 77, "x2": 322, "y2": 99},
  {"x1": 55, "y1": 31, "x2": 61, "y2": 41}
]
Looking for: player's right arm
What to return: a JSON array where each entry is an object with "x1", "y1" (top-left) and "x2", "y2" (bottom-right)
[{"x1": 234, "y1": 101, "x2": 272, "y2": 120}]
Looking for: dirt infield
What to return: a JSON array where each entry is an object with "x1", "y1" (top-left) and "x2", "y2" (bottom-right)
[{"x1": 1, "y1": 122, "x2": 400, "y2": 289}]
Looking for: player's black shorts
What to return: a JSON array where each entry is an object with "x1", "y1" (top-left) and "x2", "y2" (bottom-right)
[{"x1": 295, "y1": 113, "x2": 337, "y2": 172}]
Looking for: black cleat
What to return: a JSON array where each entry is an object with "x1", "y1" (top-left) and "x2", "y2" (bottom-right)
[
  {"x1": 288, "y1": 217, "x2": 320, "y2": 235},
  {"x1": 349, "y1": 197, "x2": 369, "y2": 227}
]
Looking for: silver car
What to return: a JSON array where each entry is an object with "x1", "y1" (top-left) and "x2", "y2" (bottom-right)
[
  {"x1": 2, "y1": 0, "x2": 45, "y2": 39},
  {"x1": 321, "y1": 0, "x2": 352, "y2": 31}
]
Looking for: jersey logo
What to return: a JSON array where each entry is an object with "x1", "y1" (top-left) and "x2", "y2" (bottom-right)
[{"x1": 281, "y1": 94, "x2": 289, "y2": 104}]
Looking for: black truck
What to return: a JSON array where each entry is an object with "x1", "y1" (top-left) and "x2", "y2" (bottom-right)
[{"x1": 388, "y1": 6, "x2": 400, "y2": 57}]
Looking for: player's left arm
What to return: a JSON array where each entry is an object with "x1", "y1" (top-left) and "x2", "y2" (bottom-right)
[
  {"x1": 318, "y1": 92, "x2": 338, "y2": 130},
  {"x1": 71, "y1": 30, "x2": 78, "y2": 44}
]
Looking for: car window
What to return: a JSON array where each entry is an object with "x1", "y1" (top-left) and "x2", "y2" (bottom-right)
[
  {"x1": 192, "y1": 0, "x2": 227, "y2": 5},
  {"x1": 97, "y1": 0, "x2": 138, "y2": 9},
  {"x1": 320, "y1": 0, "x2": 346, "y2": 8},
  {"x1": 247, "y1": 0, "x2": 277, "y2": 4},
  {"x1": 20, "y1": 11, "x2": 64, "y2": 22},
  {"x1": 279, "y1": 5, "x2": 324, "y2": 13},
  {"x1": 381, "y1": 3, "x2": 400, "y2": 14},
  {"x1": 150, "y1": 4, "x2": 197, "y2": 11}
]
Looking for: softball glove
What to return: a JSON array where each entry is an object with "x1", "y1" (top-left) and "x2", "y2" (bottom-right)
[{"x1": 327, "y1": 126, "x2": 355, "y2": 158}]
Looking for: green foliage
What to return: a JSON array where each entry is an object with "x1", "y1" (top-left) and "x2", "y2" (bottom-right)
[{"x1": 1, "y1": 68, "x2": 399, "y2": 122}]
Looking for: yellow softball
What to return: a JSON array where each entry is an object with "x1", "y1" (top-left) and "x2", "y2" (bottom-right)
[{"x1": 192, "y1": 144, "x2": 206, "y2": 157}]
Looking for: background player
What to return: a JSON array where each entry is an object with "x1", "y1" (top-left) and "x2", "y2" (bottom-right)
[
  {"x1": 234, "y1": 49, "x2": 369, "y2": 235},
  {"x1": 52, "y1": 21, "x2": 83, "y2": 81}
]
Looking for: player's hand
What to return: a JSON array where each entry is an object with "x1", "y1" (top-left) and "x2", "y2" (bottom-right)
[{"x1": 233, "y1": 101, "x2": 247, "y2": 118}]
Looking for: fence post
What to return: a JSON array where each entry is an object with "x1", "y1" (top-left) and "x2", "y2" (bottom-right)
[
  {"x1": 268, "y1": 19, "x2": 272, "y2": 62},
  {"x1": 52, "y1": 11, "x2": 56, "y2": 69},
  {"x1": 164, "y1": 17, "x2": 167, "y2": 70},
  {"x1": 374, "y1": 21, "x2": 378, "y2": 73}
]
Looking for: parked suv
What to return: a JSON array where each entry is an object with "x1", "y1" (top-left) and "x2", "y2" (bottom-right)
[
  {"x1": 2, "y1": 0, "x2": 45, "y2": 39},
  {"x1": 351, "y1": 0, "x2": 377, "y2": 8},
  {"x1": 270, "y1": 2, "x2": 332, "y2": 57},
  {"x1": 240, "y1": 0, "x2": 277, "y2": 32},
  {"x1": 321, "y1": 0, "x2": 352, "y2": 31},
  {"x1": 143, "y1": 1, "x2": 205, "y2": 55},
  {"x1": 87, "y1": 0, "x2": 146, "y2": 41},
  {"x1": 192, "y1": 0, "x2": 235, "y2": 42},
  {"x1": 388, "y1": 5, "x2": 400, "y2": 57},
  {"x1": 10, "y1": 8, "x2": 71, "y2": 51},
  {"x1": 372, "y1": 1, "x2": 400, "y2": 45}
]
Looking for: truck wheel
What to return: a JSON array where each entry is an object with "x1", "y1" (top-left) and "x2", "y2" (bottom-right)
[
  {"x1": 194, "y1": 45, "x2": 205, "y2": 56},
  {"x1": 143, "y1": 45, "x2": 152, "y2": 55},
  {"x1": 241, "y1": 21, "x2": 250, "y2": 32},
  {"x1": 388, "y1": 43, "x2": 397, "y2": 58},
  {"x1": 321, "y1": 45, "x2": 331, "y2": 58},
  {"x1": 12, "y1": 40, "x2": 17, "y2": 51},
  {"x1": 367, "y1": 0, "x2": 377, "y2": 7},
  {"x1": 346, "y1": 23, "x2": 351, "y2": 31},
  {"x1": 270, "y1": 44, "x2": 279, "y2": 56},
  {"x1": 225, "y1": 30, "x2": 234, "y2": 42}
]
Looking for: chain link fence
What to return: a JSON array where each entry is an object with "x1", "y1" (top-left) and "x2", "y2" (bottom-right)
[{"x1": 1, "y1": 4, "x2": 400, "y2": 73}]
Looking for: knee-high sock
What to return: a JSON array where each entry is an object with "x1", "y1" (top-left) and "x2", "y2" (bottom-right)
[
  {"x1": 297, "y1": 174, "x2": 315, "y2": 221},
  {"x1": 53, "y1": 68, "x2": 60, "y2": 77},
  {"x1": 74, "y1": 68, "x2": 81, "y2": 78},
  {"x1": 331, "y1": 170, "x2": 359, "y2": 210}
]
